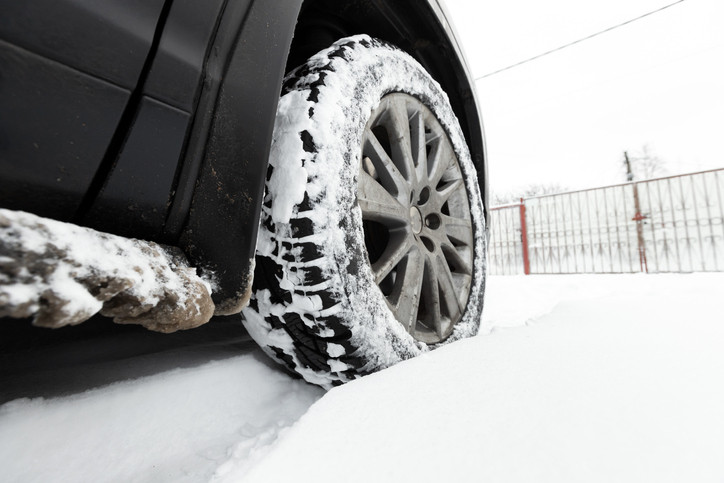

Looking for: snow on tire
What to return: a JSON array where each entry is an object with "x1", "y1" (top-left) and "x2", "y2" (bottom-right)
[{"x1": 241, "y1": 35, "x2": 487, "y2": 389}]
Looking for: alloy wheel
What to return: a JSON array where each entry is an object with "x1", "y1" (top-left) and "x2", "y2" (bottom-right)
[{"x1": 358, "y1": 93, "x2": 474, "y2": 343}]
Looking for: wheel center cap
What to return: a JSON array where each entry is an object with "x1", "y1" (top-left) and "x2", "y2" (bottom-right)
[{"x1": 410, "y1": 206, "x2": 423, "y2": 234}]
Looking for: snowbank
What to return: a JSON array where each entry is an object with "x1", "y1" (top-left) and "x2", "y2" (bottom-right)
[
  {"x1": 0, "y1": 354, "x2": 323, "y2": 482},
  {"x1": 243, "y1": 273, "x2": 724, "y2": 482},
  {"x1": 1, "y1": 273, "x2": 722, "y2": 482}
]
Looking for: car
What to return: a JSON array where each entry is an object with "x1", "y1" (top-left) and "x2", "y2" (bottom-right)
[{"x1": 0, "y1": 0, "x2": 489, "y2": 387}]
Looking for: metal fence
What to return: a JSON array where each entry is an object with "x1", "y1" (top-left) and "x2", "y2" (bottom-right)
[{"x1": 488, "y1": 168, "x2": 724, "y2": 275}]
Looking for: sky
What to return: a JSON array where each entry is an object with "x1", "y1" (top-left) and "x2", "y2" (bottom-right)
[{"x1": 443, "y1": 0, "x2": 724, "y2": 197}]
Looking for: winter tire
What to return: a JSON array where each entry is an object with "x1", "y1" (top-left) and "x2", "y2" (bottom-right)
[{"x1": 242, "y1": 35, "x2": 486, "y2": 388}]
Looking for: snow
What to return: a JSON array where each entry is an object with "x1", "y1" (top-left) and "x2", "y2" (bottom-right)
[
  {"x1": 266, "y1": 90, "x2": 312, "y2": 225},
  {"x1": 244, "y1": 273, "x2": 724, "y2": 483},
  {"x1": 0, "y1": 209, "x2": 214, "y2": 332},
  {"x1": 0, "y1": 355, "x2": 324, "y2": 483},
  {"x1": 2, "y1": 273, "x2": 723, "y2": 482}
]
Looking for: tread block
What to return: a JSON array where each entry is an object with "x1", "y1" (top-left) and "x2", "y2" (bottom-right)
[
  {"x1": 271, "y1": 346, "x2": 296, "y2": 371},
  {"x1": 296, "y1": 241, "x2": 323, "y2": 262},
  {"x1": 297, "y1": 192, "x2": 313, "y2": 212},
  {"x1": 290, "y1": 216, "x2": 314, "y2": 238},
  {"x1": 283, "y1": 312, "x2": 319, "y2": 352},
  {"x1": 295, "y1": 343, "x2": 331, "y2": 372},
  {"x1": 314, "y1": 315, "x2": 353, "y2": 340},
  {"x1": 299, "y1": 265, "x2": 324, "y2": 284},
  {"x1": 295, "y1": 289, "x2": 338, "y2": 310},
  {"x1": 300, "y1": 130, "x2": 316, "y2": 153}
]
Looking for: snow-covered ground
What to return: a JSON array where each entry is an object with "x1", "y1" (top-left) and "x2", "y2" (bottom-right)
[{"x1": 2, "y1": 273, "x2": 723, "y2": 482}]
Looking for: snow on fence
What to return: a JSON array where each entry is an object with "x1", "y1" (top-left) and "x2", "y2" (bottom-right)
[{"x1": 489, "y1": 168, "x2": 724, "y2": 275}]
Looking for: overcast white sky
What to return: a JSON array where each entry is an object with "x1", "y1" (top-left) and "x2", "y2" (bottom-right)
[{"x1": 444, "y1": 0, "x2": 724, "y2": 197}]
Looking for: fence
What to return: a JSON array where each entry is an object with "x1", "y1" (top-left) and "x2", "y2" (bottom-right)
[{"x1": 488, "y1": 168, "x2": 724, "y2": 275}]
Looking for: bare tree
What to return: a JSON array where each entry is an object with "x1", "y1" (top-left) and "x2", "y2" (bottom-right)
[
  {"x1": 491, "y1": 191, "x2": 517, "y2": 206},
  {"x1": 624, "y1": 144, "x2": 668, "y2": 181},
  {"x1": 519, "y1": 183, "x2": 568, "y2": 198}
]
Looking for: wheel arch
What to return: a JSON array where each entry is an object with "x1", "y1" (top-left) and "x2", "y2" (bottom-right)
[{"x1": 175, "y1": 0, "x2": 304, "y2": 315}]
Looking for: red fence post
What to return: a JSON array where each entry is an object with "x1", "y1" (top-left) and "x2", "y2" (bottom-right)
[
  {"x1": 519, "y1": 198, "x2": 531, "y2": 275},
  {"x1": 631, "y1": 181, "x2": 649, "y2": 273}
]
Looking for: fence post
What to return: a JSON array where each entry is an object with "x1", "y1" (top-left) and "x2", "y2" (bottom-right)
[
  {"x1": 631, "y1": 181, "x2": 649, "y2": 273},
  {"x1": 519, "y1": 198, "x2": 531, "y2": 275},
  {"x1": 625, "y1": 152, "x2": 649, "y2": 273}
]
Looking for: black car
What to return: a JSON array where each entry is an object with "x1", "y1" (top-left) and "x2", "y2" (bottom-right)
[{"x1": 0, "y1": 0, "x2": 489, "y2": 386}]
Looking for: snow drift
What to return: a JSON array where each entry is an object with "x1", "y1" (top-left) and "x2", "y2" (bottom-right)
[{"x1": 1, "y1": 274, "x2": 723, "y2": 483}]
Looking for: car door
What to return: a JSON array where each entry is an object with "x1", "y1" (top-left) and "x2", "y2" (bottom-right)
[{"x1": 0, "y1": 0, "x2": 167, "y2": 221}]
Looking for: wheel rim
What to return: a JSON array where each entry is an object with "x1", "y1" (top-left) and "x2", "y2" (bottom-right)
[{"x1": 358, "y1": 93, "x2": 474, "y2": 344}]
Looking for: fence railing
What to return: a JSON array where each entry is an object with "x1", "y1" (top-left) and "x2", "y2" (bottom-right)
[{"x1": 488, "y1": 168, "x2": 724, "y2": 275}]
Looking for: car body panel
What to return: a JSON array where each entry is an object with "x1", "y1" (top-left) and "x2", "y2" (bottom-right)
[
  {"x1": 83, "y1": 97, "x2": 190, "y2": 240},
  {"x1": 80, "y1": 0, "x2": 231, "y2": 240},
  {"x1": 0, "y1": 0, "x2": 165, "y2": 89},
  {"x1": 143, "y1": 0, "x2": 228, "y2": 113},
  {"x1": 0, "y1": 39, "x2": 130, "y2": 221},
  {"x1": 0, "y1": 0, "x2": 166, "y2": 221}
]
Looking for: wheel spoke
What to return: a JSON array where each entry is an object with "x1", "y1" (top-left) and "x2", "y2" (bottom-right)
[
  {"x1": 441, "y1": 214, "x2": 472, "y2": 229},
  {"x1": 364, "y1": 134, "x2": 408, "y2": 199},
  {"x1": 410, "y1": 110, "x2": 427, "y2": 179},
  {"x1": 385, "y1": 97, "x2": 415, "y2": 181},
  {"x1": 443, "y1": 215, "x2": 473, "y2": 247},
  {"x1": 441, "y1": 244, "x2": 472, "y2": 276},
  {"x1": 422, "y1": 254, "x2": 442, "y2": 338},
  {"x1": 371, "y1": 233, "x2": 415, "y2": 284},
  {"x1": 436, "y1": 255, "x2": 462, "y2": 332},
  {"x1": 428, "y1": 139, "x2": 454, "y2": 187},
  {"x1": 358, "y1": 169, "x2": 409, "y2": 225},
  {"x1": 436, "y1": 178, "x2": 464, "y2": 204},
  {"x1": 390, "y1": 247, "x2": 425, "y2": 334}
]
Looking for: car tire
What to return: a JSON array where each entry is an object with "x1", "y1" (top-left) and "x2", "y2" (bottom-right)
[{"x1": 241, "y1": 35, "x2": 487, "y2": 388}]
